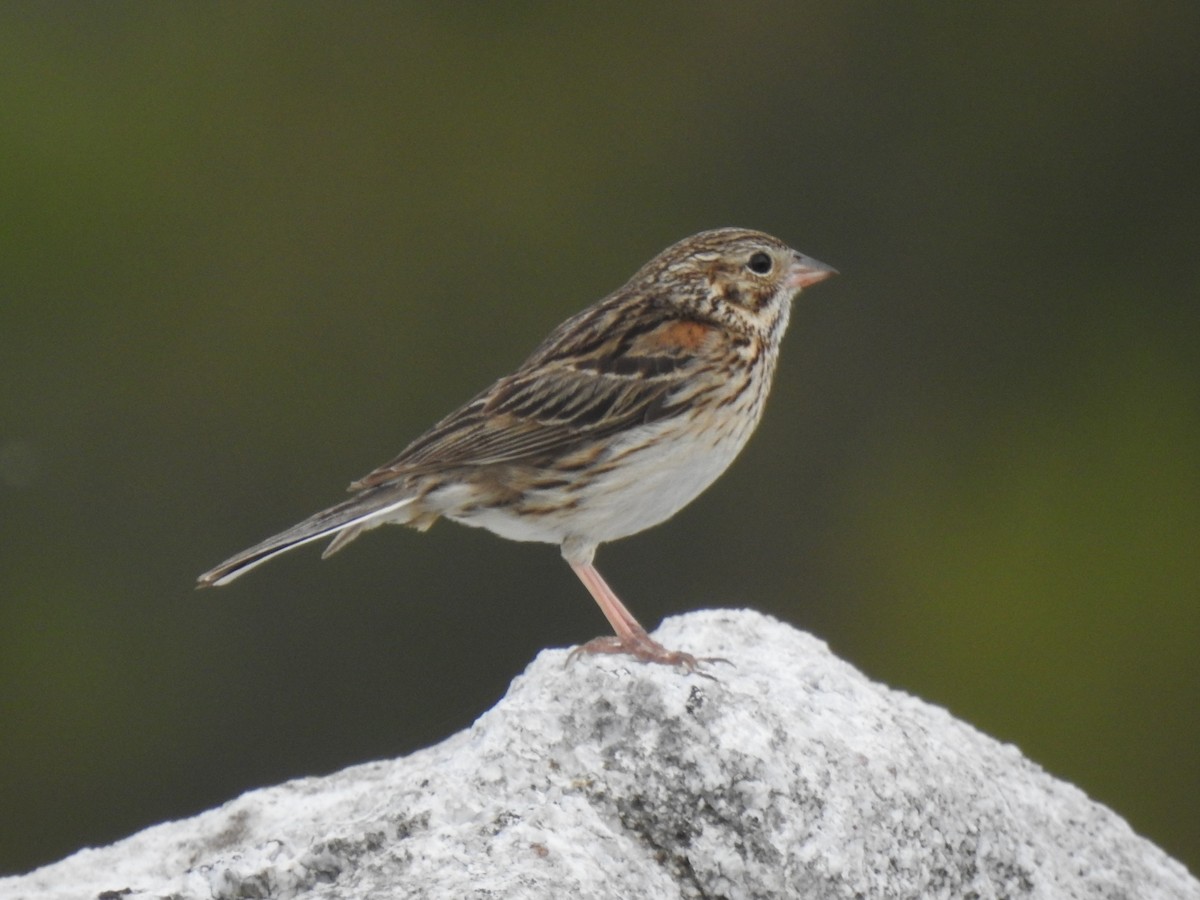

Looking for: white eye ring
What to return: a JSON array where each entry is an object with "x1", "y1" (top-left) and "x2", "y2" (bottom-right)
[{"x1": 747, "y1": 251, "x2": 773, "y2": 275}]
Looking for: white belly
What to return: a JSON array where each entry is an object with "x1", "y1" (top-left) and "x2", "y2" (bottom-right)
[{"x1": 440, "y1": 409, "x2": 759, "y2": 550}]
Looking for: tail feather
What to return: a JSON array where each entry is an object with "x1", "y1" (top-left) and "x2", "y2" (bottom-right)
[
  {"x1": 321, "y1": 523, "x2": 366, "y2": 559},
  {"x1": 197, "y1": 488, "x2": 417, "y2": 588}
]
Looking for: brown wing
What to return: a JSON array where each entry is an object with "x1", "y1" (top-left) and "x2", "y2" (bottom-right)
[{"x1": 349, "y1": 303, "x2": 721, "y2": 490}]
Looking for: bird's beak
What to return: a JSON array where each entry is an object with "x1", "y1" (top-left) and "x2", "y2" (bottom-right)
[{"x1": 788, "y1": 253, "x2": 838, "y2": 290}]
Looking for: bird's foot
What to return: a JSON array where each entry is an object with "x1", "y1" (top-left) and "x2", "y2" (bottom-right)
[{"x1": 568, "y1": 633, "x2": 731, "y2": 679}]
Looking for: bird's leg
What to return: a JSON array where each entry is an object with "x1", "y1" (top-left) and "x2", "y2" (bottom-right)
[{"x1": 567, "y1": 560, "x2": 706, "y2": 672}]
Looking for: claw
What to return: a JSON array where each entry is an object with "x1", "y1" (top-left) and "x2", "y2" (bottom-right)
[{"x1": 567, "y1": 634, "x2": 730, "y2": 680}]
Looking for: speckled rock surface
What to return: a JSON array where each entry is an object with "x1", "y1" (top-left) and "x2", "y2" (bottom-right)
[{"x1": 2, "y1": 609, "x2": 1196, "y2": 900}]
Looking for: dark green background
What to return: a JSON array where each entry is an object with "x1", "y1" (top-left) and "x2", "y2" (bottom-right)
[{"x1": 3, "y1": 3, "x2": 1197, "y2": 878}]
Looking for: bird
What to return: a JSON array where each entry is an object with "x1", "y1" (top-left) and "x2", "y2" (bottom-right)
[{"x1": 198, "y1": 228, "x2": 836, "y2": 671}]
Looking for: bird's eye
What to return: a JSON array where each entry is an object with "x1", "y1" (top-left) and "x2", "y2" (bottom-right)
[{"x1": 747, "y1": 251, "x2": 773, "y2": 275}]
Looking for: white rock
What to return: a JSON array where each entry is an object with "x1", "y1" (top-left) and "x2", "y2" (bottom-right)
[{"x1": 2, "y1": 610, "x2": 1196, "y2": 900}]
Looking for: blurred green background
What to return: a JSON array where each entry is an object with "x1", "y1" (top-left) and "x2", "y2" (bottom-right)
[{"x1": 2, "y1": 2, "x2": 1197, "y2": 878}]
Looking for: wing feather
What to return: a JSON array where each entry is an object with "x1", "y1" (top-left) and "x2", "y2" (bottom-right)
[{"x1": 350, "y1": 307, "x2": 716, "y2": 489}]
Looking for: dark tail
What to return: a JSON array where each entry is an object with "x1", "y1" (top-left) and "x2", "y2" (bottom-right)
[{"x1": 197, "y1": 486, "x2": 416, "y2": 588}]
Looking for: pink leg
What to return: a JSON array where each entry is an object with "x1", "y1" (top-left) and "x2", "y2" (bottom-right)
[{"x1": 568, "y1": 560, "x2": 708, "y2": 672}]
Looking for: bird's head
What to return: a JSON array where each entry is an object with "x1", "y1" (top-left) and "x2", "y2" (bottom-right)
[{"x1": 643, "y1": 228, "x2": 836, "y2": 342}]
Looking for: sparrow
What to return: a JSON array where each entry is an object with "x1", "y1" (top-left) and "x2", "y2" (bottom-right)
[{"x1": 198, "y1": 228, "x2": 836, "y2": 670}]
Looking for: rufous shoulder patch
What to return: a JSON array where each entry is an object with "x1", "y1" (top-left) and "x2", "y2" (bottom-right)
[{"x1": 638, "y1": 319, "x2": 715, "y2": 353}]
